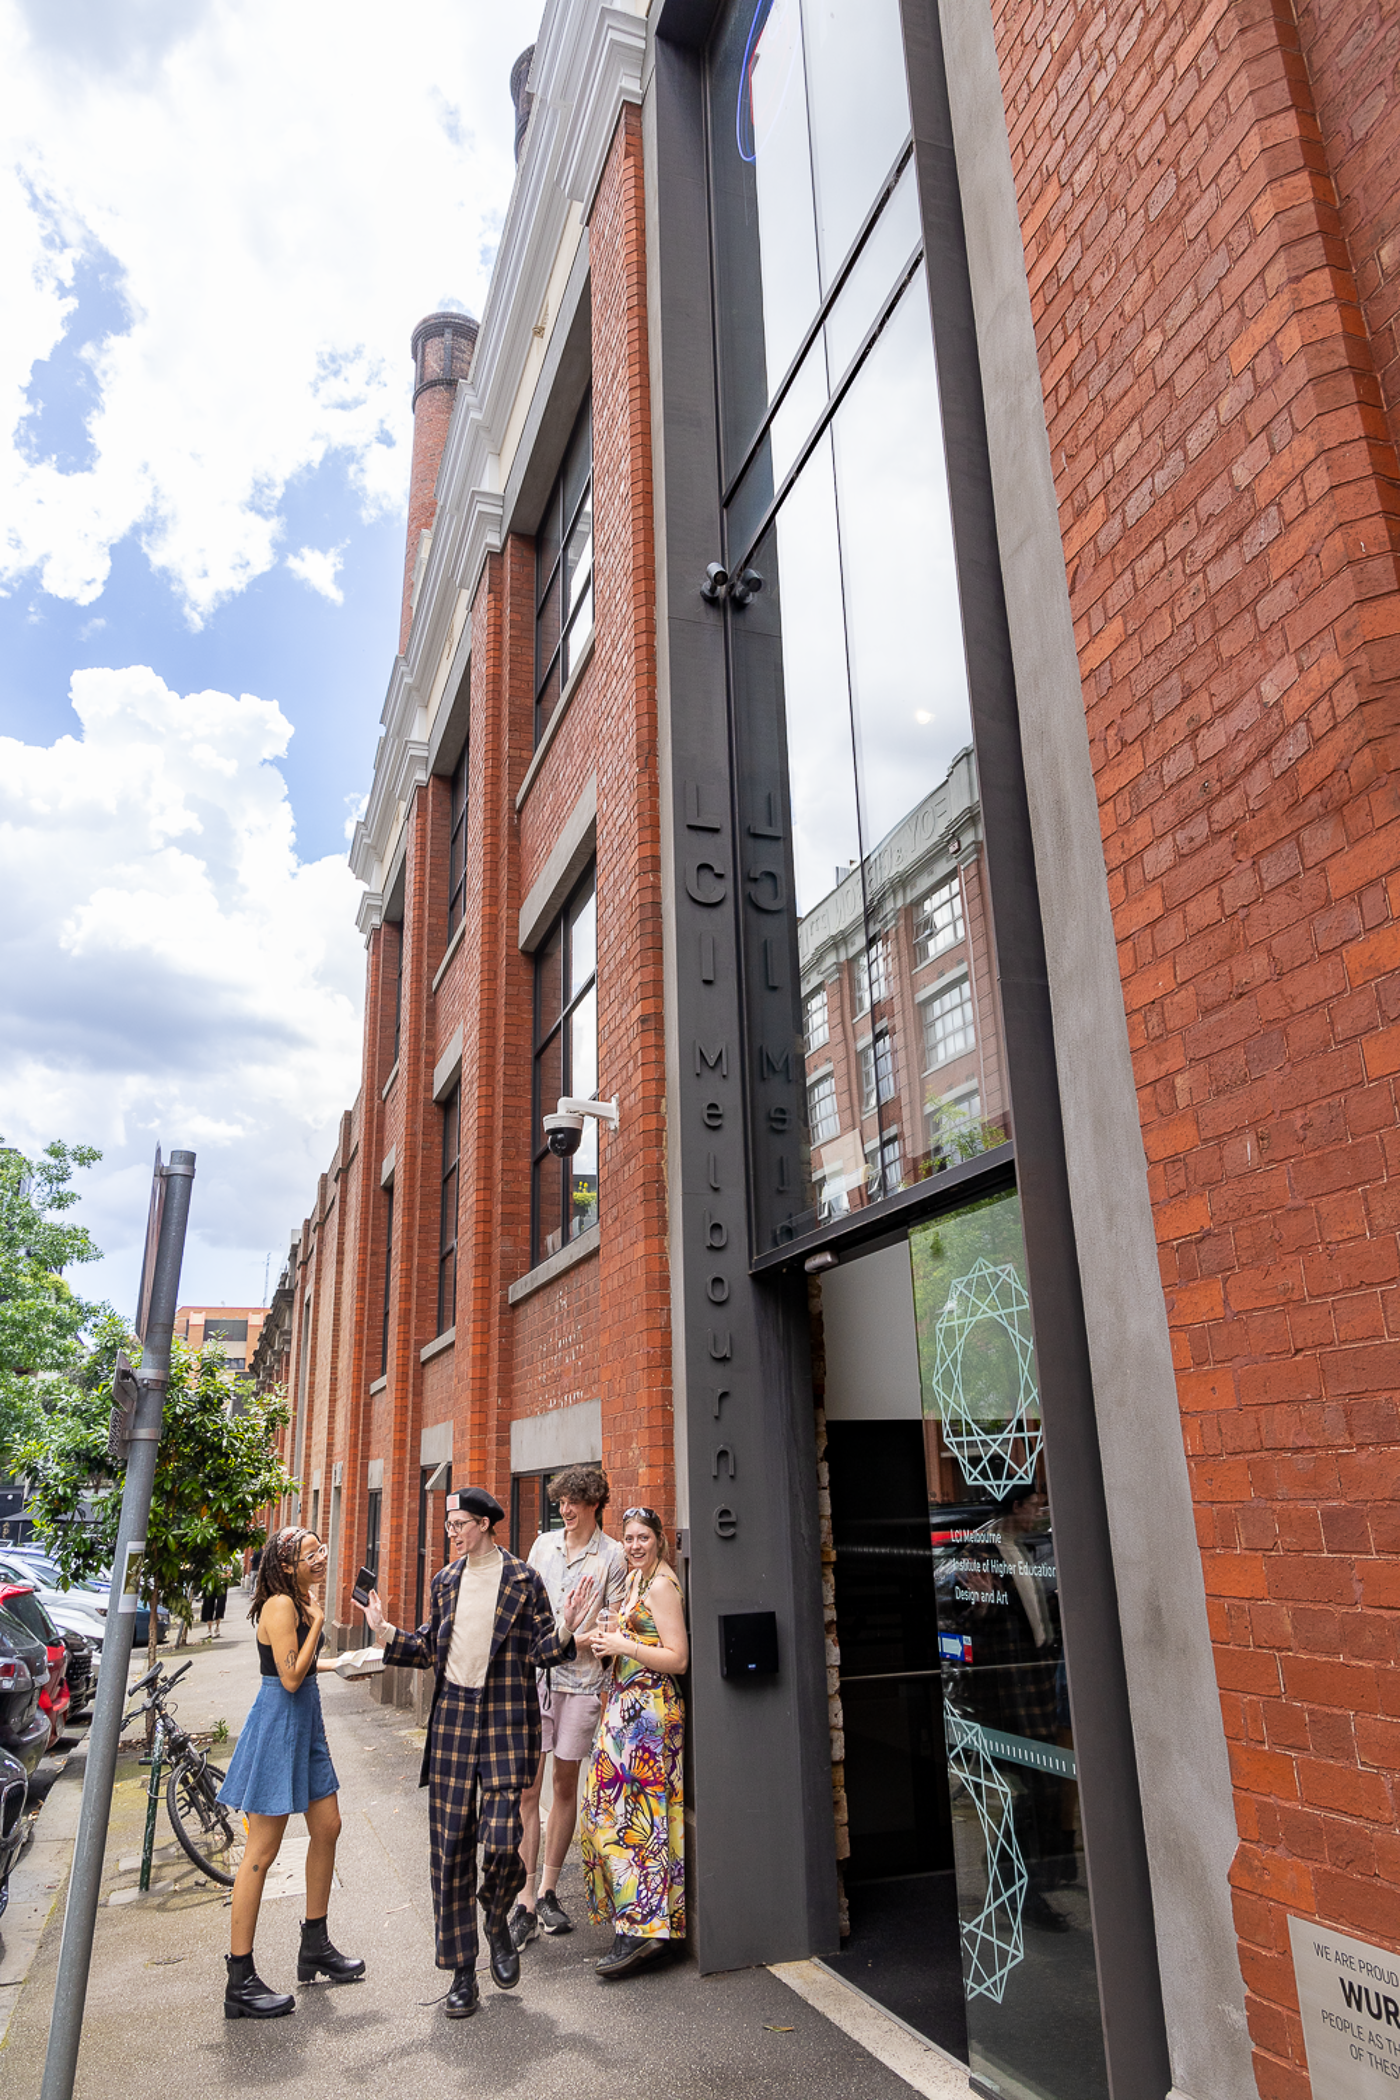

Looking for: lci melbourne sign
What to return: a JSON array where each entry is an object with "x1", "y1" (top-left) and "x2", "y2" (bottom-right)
[{"x1": 1290, "y1": 1915, "x2": 1400, "y2": 2094}]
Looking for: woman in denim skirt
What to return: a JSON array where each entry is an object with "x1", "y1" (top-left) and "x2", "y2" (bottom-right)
[{"x1": 218, "y1": 1527, "x2": 364, "y2": 2017}]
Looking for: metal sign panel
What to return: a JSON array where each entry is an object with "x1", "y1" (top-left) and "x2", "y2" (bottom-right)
[
  {"x1": 133, "y1": 1148, "x2": 165, "y2": 1342},
  {"x1": 1289, "y1": 1914, "x2": 1400, "y2": 2096}
]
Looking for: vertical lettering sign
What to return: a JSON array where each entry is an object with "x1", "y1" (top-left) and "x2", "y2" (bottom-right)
[
  {"x1": 1289, "y1": 1914, "x2": 1400, "y2": 2097},
  {"x1": 685, "y1": 778, "x2": 741, "y2": 1542},
  {"x1": 727, "y1": 593, "x2": 808, "y2": 1250}
]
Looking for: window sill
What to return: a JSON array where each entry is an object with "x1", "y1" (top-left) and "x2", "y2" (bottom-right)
[
  {"x1": 420, "y1": 1327, "x2": 455, "y2": 1364},
  {"x1": 507, "y1": 1222, "x2": 600, "y2": 1306},
  {"x1": 432, "y1": 916, "x2": 469, "y2": 995},
  {"x1": 515, "y1": 631, "x2": 596, "y2": 813},
  {"x1": 369, "y1": 1374, "x2": 388, "y2": 1395},
  {"x1": 380, "y1": 1060, "x2": 399, "y2": 1101}
]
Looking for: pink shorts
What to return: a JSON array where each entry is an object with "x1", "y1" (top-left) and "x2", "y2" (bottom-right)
[{"x1": 539, "y1": 1686, "x2": 601, "y2": 1765}]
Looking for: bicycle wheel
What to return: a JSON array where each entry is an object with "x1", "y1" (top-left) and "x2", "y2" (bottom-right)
[{"x1": 166, "y1": 1757, "x2": 244, "y2": 1886}]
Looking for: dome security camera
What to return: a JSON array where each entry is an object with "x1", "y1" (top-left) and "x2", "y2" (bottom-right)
[
  {"x1": 542, "y1": 1095, "x2": 621, "y2": 1158},
  {"x1": 543, "y1": 1110, "x2": 585, "y2": 1158}
]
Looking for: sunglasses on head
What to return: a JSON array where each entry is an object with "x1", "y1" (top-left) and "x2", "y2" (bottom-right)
[{"x1": 623, "y1": 1507, "x2": 661, "y2": 1527}]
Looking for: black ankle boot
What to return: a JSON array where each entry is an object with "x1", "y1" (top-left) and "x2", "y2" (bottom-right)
[
  {"x1": 224, "y1": 1951, "x2": 295, "y2": 2019},
  {"x1": 297, "y1": 1915, "x2": 366, "y2": 1984}
]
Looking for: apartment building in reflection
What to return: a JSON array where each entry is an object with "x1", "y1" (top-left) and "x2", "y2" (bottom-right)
[{"x1": 799, "y1": 747, "x2": 1005, "y2": 1224}]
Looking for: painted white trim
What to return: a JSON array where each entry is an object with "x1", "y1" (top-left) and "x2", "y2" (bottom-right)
[
  {"x1": 507, "y1": 1221, "x2": 601, "y2": 1305},
  {"x1": 420, "y1": 1329, "x2": 455, "y2": 1365}
]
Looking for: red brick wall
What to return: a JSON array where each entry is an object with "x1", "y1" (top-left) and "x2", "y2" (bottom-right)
[{"x1": 990, "y1": 0, "x2": 1400, "y2": 2092}]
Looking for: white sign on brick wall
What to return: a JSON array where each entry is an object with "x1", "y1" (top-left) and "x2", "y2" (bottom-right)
[{"x1": 1289, "y1": 1914, "x2": 1400, "y2": 2095}]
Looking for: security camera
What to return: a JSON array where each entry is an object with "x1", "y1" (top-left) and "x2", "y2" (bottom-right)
[
  {"x1": 543, "y1": 1095, "x2": 621, "y2": 1158},
  {"x1": 543, "y1": 1111, "x2": 585, "y2": 1158}
]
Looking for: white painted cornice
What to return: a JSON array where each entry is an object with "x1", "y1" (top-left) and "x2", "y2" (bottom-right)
[{"x1": 348, "y1": 0, "x2": 649, "y2": 898}]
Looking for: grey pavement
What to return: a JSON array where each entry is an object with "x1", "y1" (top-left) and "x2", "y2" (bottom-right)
[{"x1": 0, "y1": 1606, "x2": 961, "y2": 2099}]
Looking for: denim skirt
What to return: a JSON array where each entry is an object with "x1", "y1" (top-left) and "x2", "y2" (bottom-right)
[{"x1": 217, "y1": 1675, "x2": 338, "y2": 1817}]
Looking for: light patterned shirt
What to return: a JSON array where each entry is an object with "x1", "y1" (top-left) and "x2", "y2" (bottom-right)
[{"x1": 527, "y1": 1524, "x2": 627, "y2": 1696}]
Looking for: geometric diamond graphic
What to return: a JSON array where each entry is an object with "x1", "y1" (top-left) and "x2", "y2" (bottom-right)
[
  {"x1": 929, "y1": 1258, "x2": 1042, "y2": 1493},
  {"x1": 945, "y1": 1702, "x2": 1029, "y2": 2002}
]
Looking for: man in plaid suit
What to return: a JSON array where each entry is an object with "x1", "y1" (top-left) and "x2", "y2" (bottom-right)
[{"x1": 366, "y1": 1486, "x2": 595, "y2": 2018}]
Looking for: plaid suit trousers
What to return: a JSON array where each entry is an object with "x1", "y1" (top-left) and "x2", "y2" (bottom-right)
[{"x1": 428, "y1": 1684, "x2": 527, "y2": 1969}]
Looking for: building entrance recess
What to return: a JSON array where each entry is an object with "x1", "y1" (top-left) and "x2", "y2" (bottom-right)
[{"x1": 820, "y1": 1197, "x2": 1107, "y2": 2100}]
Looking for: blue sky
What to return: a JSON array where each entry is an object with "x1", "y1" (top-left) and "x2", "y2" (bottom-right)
[{"x1": 0, "y1": 0, "x2": 545, "y2": 1315}]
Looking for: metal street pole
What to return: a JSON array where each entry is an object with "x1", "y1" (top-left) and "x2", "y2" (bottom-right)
[{"x1": 40, "y1": 1150, "x2": 195, "y2": 2100}]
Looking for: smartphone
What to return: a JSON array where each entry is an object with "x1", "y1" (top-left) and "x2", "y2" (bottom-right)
[{"x1": 351, "y1": 1566, "x2": 377, "y2": 1610}]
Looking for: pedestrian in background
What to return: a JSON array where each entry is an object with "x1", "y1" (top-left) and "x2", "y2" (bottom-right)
[
  {"x1": 511, "y1": 1463, "x2": 627, "y2": 1948},
  {"x1": 219, "y1": 1527, "x2": 364, "y2": 2018},
  {"x1": 201, "y1": 1579, "x2": 228, "y2": 1639},
  {"x1": 580, "y1": 1507, "x2": 687, "y2": 1979},
  {"x1": 365, "y1": 1487, "x2": 596, "y2": 2020}
]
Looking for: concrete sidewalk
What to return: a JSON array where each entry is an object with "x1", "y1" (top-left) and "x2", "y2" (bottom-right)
[{"x1": 0, "y1": 1609, "x2": 973, "y2": 2098}]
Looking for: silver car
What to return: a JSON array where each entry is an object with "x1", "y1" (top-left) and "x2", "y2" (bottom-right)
[{"x1": 0, "y1": 1555, "x2": 106, "y2": 1653}]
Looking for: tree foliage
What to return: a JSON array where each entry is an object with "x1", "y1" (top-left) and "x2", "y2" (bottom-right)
[
  {"x1": 19, "y1": 1334, "x2": 294, "y2": 1621},
  {"x1": 0, "y1": 1141, "x2": 105, "y2": 1475}
]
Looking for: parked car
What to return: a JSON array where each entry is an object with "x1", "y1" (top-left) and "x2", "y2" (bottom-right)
[
  {"x1": 0, "y1": 1585, "x2": 70, "y2": 1752},
  {"x1": 0, "y1": 1744, "x2": 28, "y2": 1918},
  {"x1": 4, "y1": 1547, "x2": 165, "y2": 1644},
  {"x1": 0, "y1": 1553, "x2": 105, "y2": 1655},
  {"x1": 0, "y1": 1610, "x2": 52, "y2": 1776}
]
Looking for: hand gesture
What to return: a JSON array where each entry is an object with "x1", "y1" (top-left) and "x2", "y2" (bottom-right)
[
  {"x1": 589, "y1": 1619, "x2": 629, "y2": 1660},
  {"x1": 365, "y1": 1588, "x2": 387, "y2": 1639},
  {"x1": 561, "y1": 1574, "x2": 598, "y2": 1633}
]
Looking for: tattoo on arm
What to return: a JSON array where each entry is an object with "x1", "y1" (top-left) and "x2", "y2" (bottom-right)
[{"x1": 284, "y1": 1648, "x2": 298, "y2": 1672}]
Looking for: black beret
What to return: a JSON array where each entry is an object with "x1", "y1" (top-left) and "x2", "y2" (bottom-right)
[{"x1": 447, "y1": 1486, "x2": 505, "y2": 1525}]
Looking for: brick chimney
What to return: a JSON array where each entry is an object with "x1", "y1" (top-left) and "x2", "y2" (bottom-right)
[{"x1": 399, "y1": 309, "x2": 478, "y2": 653}]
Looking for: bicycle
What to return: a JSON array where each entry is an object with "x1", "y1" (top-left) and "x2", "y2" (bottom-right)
[{"x1": 124, "y1": 1659, "x2": 245, "y2": 1888}]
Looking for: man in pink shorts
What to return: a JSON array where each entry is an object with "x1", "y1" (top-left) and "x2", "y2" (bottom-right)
[{"x1": 511, "y1": 1465, "x2": 627, "y2": 1943}]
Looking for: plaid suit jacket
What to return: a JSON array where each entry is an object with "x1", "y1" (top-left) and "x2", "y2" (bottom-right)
[{"x1": 384, "y1": 1550, "x2": 575, "y2": 1793}]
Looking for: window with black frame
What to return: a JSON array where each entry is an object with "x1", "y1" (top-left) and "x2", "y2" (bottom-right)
[
  {"x1": 379, "y1": 1186, "x2": 393, "y2": 1376},
  {"x1": 389, "y1": 921, "x2": 403, "y2": 1069},
  {"x1": 530, "y1": 865, "x2": 598, "y2": 1264},
  {"x1": 534, "y1": 397, "x2": 594, "y2": 744},
  {"x1": 446, "y1": 738, "x2": 468, "y2": 939},
  {"x1": 438, "y1": 1083, "x2": 460, "y2": 1332}
]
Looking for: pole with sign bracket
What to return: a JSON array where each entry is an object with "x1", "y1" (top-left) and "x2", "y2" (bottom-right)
[{"x1": 40, "y1": 1149, "x2": 195, "y2": 2100}]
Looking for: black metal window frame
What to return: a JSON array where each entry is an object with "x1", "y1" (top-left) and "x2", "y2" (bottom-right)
[
  {"x1": 530, "y1": 862, "x2": 598, "y2": 1266},
  {"x1": 509, "y1": 1469, "x2": 563, "y2": 1557},
  {"x1": 438, "y1": 1082, "x2": 460, "y2": 1333},
  {"x1": 446, "y1": 738, "x2": 469, "y2": 939},
  {"x1": 534, "y1": 394, "x2": 594, "y2": 746},
  {"x1": 379, "y1": 1184, "x2": 393, "y2": 1376},
  {"x1": 390, "y1": 920, "x2": 404, "y2": 1069}
]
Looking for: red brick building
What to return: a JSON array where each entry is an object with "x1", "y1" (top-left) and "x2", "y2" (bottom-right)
[{"x1": 267, "y1": 4, "x2": 1400, "y2": 2097}]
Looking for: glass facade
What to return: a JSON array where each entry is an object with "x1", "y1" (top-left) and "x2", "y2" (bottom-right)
[
  {"x1": 703, "y1": 4, "x2": 1112, "y2": 2090},
  {"x1": 709, "y1": 0, "x2": 1007, "y2": 1250}
]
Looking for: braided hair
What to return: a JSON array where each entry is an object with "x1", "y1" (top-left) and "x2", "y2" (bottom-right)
[{"x1": 248, "y1": 1526, "x2": 311, "y2": 1623}]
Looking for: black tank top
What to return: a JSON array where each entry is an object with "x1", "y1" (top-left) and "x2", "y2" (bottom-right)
[{"x1": 257, "y1": 1614, "x2": 319, "y2": 1675}]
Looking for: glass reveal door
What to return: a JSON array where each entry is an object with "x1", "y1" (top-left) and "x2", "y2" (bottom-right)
[{"x1": 911, "y1": 1189, "x2": 1107, "y2": 2100}]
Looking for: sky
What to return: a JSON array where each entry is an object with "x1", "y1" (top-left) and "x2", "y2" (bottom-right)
[{"x1": 0, "y1": 0, "x2": 544, "y2": 1319}]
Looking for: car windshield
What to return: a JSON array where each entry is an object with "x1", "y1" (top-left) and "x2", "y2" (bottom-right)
[
  {"x1": 1, "y1": 1590, "x2": 58, "y2": 1645},
  {"x1": 0, "y1": 1602, "x2": 48, "y2": 1657}
]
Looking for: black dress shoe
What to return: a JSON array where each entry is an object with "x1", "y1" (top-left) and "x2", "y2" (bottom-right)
[
  {"x1": 444, "y1": 1965, "x2": 480, "y2": 2019},
  {"x1": 596, "y1": 1933, "x2": 668, "y2": 1980},
  {"x1": 224, "y1": 1952, "x2": 295, "y2": 2019},
  {"x1": 297, "y1": 1915, "x2": 366, "y2": 1983},
  {"x1": 488, "y1": 1928, "x2": 520, "y2": 1989}
]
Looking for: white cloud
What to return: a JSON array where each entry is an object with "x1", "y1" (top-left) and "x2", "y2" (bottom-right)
[
  {"x1": 286, "y1": 544, "x2": 345, "y2": 604},
  {"x1": 0, "y1": 0, "x2": 543, "y2": 624},
  {"x1": 0, "y1": 665, "x2": 367, "y2": 1311}
]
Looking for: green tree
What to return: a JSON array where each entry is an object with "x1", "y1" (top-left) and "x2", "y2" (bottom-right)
[
  {"x1": 20, "y1": 1335, "x2": 294, "y2": 1664},
  {"x1": 0, "y1": 1142, "x2": 105, "y2": 1475}
]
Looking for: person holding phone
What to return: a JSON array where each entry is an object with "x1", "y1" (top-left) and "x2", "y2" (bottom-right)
[
  {"x1": 218, "y1": 1527, "x2": 364, "y2": 2019},
  {"x1": 364, "y1": 1486, "x2": 596, "y2": 2020}
]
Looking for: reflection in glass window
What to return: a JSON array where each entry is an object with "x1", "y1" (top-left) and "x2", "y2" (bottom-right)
[
  {"x1": 534, "y1": 398, "x2": 593, "y2": 745},
  {"x1": 867, "y1": 1127, "x2": 900, "y2": 1198},
  {"x1": 446, "y1": 735, "x2": 469, "y2": 940},
  {"x1": 531, "y1": 866, "x2": 598, "y2": 1263},
  {"x1": 859, "y1": 1030, "x2": 895, "y2": 1115},
  {"x1": 808, "y1": 1069, "x2": 839, "y2": 1145},
  {"x1": 923, "y1": 979, "x2": 974, "y2": 1070},
  {"x1": 915, "y1": 877, "x2": 964, "y2": 966},
  {"x1": 805, "y1": 985, "x2": 829, "y2": 1051},
  {"x1": 910, "y1": 1187, "x2": 1109, "y2": 2100}
]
